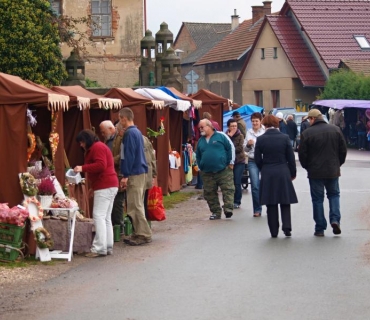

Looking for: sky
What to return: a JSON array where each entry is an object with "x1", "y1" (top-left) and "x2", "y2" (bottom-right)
[{"x1": 146, "y1": 0, "x2": 286, "y2": 38}]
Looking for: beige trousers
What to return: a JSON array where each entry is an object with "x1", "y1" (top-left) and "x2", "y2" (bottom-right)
[{"x1": 127, "y1": 173, "x2": 152, "y2": 239}]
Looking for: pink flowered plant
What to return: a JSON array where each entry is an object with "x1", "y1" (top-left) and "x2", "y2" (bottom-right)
[
  {"x1": 0, "y1": 203, "x2": 29, "y2": 226},
  {"x1": 37, "y1": 177, "x2": 56, "y2": 196}
]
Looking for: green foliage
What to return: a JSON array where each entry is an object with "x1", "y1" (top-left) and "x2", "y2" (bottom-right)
[
  {"x1": 0, "y1": 0, "x2": 67, "y2": 86},
  {"x1": 85, "y1": 78, "x2": 101, "y2": 88},
  {"x1": 163, "y1": 192, "x2": 195, "y2": 209},
  {"x1": 319, "y1": 69, "x2": 370, "y2": 100}
]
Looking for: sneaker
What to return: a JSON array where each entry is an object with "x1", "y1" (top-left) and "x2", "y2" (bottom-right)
[
  {"x1": 197, "y1": 195, "x2": 204, "y2": 200},
  {"x1": 125, "y1": 236, "x2": 152, "y2": 246},
  {"x1": 224, "y1": 211, "x2": 233, "y2": 218},
  {"x1": 331, "y1": 222, "x2": 341, "y2": 235},
  {"x1": 314, "y1": 231, "x2": 325, "y2": 237},
  {"x1": 85, "y1": 252, "x2": 105, "y2": 258},
  {"x1": 209, "y1": 214, "x2": 221, "y2": 220},
  {"x1": 233, "y1": 204, "x2": 240, "y2": 209},
  {"x1": 284, "y1": 231, "x2": 291, "y2": 237}
]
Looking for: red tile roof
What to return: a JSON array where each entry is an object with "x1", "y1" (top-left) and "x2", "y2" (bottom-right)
[
  {"x1": 194, "y1": 18, "x2": 264, "y2": 66},
  {"x1": 267, "y1": 15, "x2": 326, "y2": 87},
  {"x1": 340, "y1": 59, "x2": 370, "y2": 76},
  {"x1": 285, "y1": 0, "x2": 370, "y2": 69}
]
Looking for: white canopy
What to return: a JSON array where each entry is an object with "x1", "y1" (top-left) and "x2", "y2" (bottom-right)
[{"x1": 135, "y1": 88, "x2": 191, "y2": 111}]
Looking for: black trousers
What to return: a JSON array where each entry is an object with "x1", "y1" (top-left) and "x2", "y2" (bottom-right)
[{"x1": 266, "y1": 204, "x2": 291, "y2": 236}]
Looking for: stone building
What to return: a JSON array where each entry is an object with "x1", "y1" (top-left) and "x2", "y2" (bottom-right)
[{"x1": 51, "y1": 0, "x2": 143, "y2": 88}]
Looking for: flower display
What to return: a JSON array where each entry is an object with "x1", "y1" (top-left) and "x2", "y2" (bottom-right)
[
  {"x1": 19, "y1": 173, "x2": 38, "y2": 196},
  {"x1": 147, "y1": 117, "x2": 165, "y2": 138},
  {"x1": 0, "y1": 203, "x2": 29, "y2": 226},
  {"x1": 23, "y1": 196, "x2": 44, "y2": 221},
  {"x1": 37, "y1": 177, "x2": 56, "y2": 196}
]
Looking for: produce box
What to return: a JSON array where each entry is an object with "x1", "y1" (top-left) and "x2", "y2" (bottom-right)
[
  {"x1": 0, "y1": 223, "x2": 25, "y2": 247},
  {"x1": 0, "y1": 245, "x2": 20, "y2": 262}
]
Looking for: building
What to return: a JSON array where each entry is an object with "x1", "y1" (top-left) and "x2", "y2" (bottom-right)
[
  {"x1": 51, "y1": 0, "x2": 144, "y2": 88},
  {"x1": 238, "y1": 0, "x2": 370, "y2": 111}
]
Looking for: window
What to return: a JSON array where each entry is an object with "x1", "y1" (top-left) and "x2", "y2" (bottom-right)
[
  {"x1": 354, "y1": 36, "x2": 370, "y2": 49},
  {"x1": 255, "y1": 91, "x2": 263, "y2": 106},
  {"x1": 271, "y1": 90, "x2": 280, "y2": 108},
  {"x1": 273, "y1": 47, "x2": 278, "y2": 59},
  {"x1": 261, "y1": 48, "x2": 265, "y2": 59},
  {"x1": 92, "y1": 0, "x2": 112, "y2": 37},
  {"x1": 50, "y1": 0, "x2": 61, "y2": 15}
]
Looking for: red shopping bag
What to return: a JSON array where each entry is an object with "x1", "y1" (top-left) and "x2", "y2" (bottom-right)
[{"x1": 147, "y1": 186, "x2": 166, "y2": 221}]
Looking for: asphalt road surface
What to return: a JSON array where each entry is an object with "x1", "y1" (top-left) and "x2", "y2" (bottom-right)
[{"x1": 6, "y1": 150, "x2": 370, "y2": 320}]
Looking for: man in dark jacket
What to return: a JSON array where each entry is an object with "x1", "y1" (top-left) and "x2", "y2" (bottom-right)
[
  {"x1": 298, "y1": 109, "x2": 347, "y2": 237},
  {"x1": 286, "y1": 115, "x2": 298, "y2": 147},
  {"x1": 300, "y1": 115, "x2": 310, "y2": 134}
]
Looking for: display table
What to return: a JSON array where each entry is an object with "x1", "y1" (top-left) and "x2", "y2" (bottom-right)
[
  {"x1": 40, "y1": 207, "x2": 79, "y2": 262},
  {"x1": 67, "y1": 184, "x2": 91, "y2": 218}
]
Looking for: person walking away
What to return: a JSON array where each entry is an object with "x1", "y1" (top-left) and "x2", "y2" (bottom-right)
[
  {"x1": 232, "y1": 111, "x2": 247, "y2": 138},
  {"x1": 226, "y1": 118, "x2": 246, "y2": 209},
  {"x1": 74, "y1": 130, "x2": 118, "y2": 257},
  {"x1": 298, "y1": 109, "x2": 347, "y2": 236},
  {"x1": 196, "y1": 119, "x2": 235, "y2": 220},
  {"x1": 276, "y1": 112, "x2": 288, "y2": 134},
  {"x1": 300, "y1": 115, "x2": 310, "y2": 134},
  {"x1": 244, "y1": 112, "x2": 265, "y2": 217},
  {"x1": 356, "y1": 119, "x2": 366, "y2": 150},
  {"x1": 99, "y1": 120, "x2": 116, "y2": 150},
  {"x1": 143, "y1": 135, "x2": 157, "y2": 218},
  {"x1": 286, "y1": 114, "x2": 298, "y2": 147},
  {"x1": 202, "y1": 112, "x2": 221, "y2": 131},
  {"x1": 119, "y1": 107, "x2": 151, "y2": 245},
  {"x1": 255, "y1": 115, "x2": 298, "y2": 238}
]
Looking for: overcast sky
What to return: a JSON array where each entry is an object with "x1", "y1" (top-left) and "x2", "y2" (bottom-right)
[{"x1": 146, "y1": 0, "x2": 286, "y2": 37}]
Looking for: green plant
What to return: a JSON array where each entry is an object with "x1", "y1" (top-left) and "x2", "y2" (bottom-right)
[
  {"x1": 163, "y1": 192, "x2": 195, "y2": 210},
  {"x1": 85, "y1": 78, "x2": 101, "y2": 87}
]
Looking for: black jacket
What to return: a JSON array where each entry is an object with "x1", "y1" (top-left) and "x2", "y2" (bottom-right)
[
  {"x1": 286, "y1": 120, "x2": 298, "y2": 140},
  {"x1": 298, "y1": 119, "x2": 347, "y2": 179},
  {"x1": 255, "y1": 129, "x2": 298, "y2": 205}
]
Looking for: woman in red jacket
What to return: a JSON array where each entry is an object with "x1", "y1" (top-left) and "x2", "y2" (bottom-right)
[{"x1": 74, "y1": 130, "x2": 118, "y2": 257}]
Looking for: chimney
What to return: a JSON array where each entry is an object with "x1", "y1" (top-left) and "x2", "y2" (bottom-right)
[
  {"x1": 252, "y1": 5, "x2": 264, "y2": 24},
  {"x1": 263, "y1": 1, "x2": 272, "y2": 15},
  {"x1": 231, "y1": 9, "x2": 240, "y2": 31}
]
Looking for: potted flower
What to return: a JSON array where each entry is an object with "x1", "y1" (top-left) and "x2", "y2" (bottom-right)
[{"x1": 37, "y1": 177, "x2": 56, "y2": 209}]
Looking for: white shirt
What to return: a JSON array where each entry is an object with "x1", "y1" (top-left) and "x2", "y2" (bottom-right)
[{"x1": 243, "y1": 126, "x2": 266, "y2": 159}]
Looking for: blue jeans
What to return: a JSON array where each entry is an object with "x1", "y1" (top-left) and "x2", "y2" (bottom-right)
[
  {"x1": 247, "y1": 160, "x2": 262, "y2": 213},
  {"x1": 309, "y1": 178, "x2": 341, "y2": 232},
  {"x1": 233, "y1": 163, "x2": 244, "y2": 205}
]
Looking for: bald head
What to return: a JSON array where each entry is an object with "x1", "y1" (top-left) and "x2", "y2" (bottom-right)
[{"x1": 99, "y1": 120, "x2": 115, "y2": 140}]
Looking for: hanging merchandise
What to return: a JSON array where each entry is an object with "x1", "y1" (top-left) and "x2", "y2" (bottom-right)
[
  {"x1": 26, "y1": 108, "x2": 37, "y2": 127},
  {"x1": 27, "y1": 133, "x2": 36, "y2": 162},
  {"x1": 49, "y1": 110, "x2": 60, "y2": 163}
]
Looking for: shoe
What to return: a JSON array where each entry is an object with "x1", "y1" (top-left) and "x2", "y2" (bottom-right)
[
  {"x1": 85, "y1": 252, "x2": 105, "y2": 258},
  {"x1": 233, "y1": 204, "x2": 240, "y2": 209},
  {"x1": 253, "y1": 212, "x2": 261, "y2": 217},
  {"x1": 224, "y1": 211, "x2": 233, "y2": 218},
  {"x1": 209, "y1": 214, "x2": 221, "y2": 220},
  {"x1": 197, "y1": 195, "x2": 204, "y2": 200},
  {"x1": 314, "y1": 231, "x2": 325, "y2": 237},
  {"x1": 126, "y1": 237, "x2": 152, "y2": 246},
  {"x1": 284, "y1": 231, "x2": 291, "y2": 237},
  {"x1": 107, "y1": 250, "x2": 113, "y2": 255},
  {"x1": 271, "y1": 235, "x2": 278, "y2": 238},
  {"x1": 331, "y1": 222, "x2": 341, "y2": 235},
  {"x1": 194, "y1": 186, "x2": 203, "y2": 190}
]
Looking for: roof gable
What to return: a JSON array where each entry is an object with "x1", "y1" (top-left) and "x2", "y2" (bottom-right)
[
  {"x1": 286, "y1": 0, "x2": 370, "y2": 69},
  {"x1": 175, "y1": 22, "x2": 231, "y2": 64},
  {"x1": 339, "y1": 59, "x2": 370, "y2": 76},
  {"x1": 194, "y1": 18, "x2": 264, "y2": 66},
  {"x1": 267, "y1": 15, "x2": 326, "y2": 87}
]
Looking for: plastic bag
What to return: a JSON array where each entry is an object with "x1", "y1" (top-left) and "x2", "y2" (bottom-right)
[{"x1": 147, "y1": 186, "x2": 166, "y2": 221}]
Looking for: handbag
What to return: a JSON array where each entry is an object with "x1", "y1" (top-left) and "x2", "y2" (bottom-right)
[{"x1": 147, "y1": 186, "x2": 166, "y2": 221}]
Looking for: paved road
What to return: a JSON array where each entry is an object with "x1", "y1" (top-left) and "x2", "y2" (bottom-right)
[{"x1": 9, "y1": 149, "x2": 370, "y2": 320}]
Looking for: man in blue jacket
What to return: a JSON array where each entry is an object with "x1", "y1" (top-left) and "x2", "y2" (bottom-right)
[
  {"x1": 119, "y1": 107, "x2": 151, "y2": 245},
  {"x1": 196, "y1": 119, "x2": 235, "y2": 220}
]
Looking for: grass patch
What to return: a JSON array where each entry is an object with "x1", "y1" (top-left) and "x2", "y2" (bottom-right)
[
  {"x1": 163, "y1": 192, "x2": 196, "y2": 210},
  {"x1": 0, "y1": 255, "x2": 57, "y2": 268}
]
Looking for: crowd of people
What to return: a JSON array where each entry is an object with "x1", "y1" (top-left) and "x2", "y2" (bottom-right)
[
  {"x1": 195, "y1": 108, "x2": 347, "y2": 239},
  {"x1": 72, "y1": 106, "x2": 349, "y2": 256}
]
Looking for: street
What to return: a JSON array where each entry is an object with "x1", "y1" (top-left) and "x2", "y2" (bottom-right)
[{"x1": 3, "y1": 149, "x2": 370, "y2": 320}]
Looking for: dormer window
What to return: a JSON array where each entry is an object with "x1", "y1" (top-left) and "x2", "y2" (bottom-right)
[{"x1": 354, "y1": 36, "x2": 370, "y2": 49}]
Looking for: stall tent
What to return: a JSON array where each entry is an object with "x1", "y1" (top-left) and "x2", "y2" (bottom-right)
[{"x1": 0, "y1": 72, "x2": 69, "y2": 206}]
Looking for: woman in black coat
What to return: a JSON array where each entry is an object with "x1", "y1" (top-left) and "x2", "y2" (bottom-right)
[{"x1": 255, "y1": 115, "x2": 298, "y2": 238}]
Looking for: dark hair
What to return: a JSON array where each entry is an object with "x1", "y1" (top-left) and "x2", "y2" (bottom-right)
[
  {"x1": 227, "y1": 118, "x2": 237, "y2": 127},
  {"x1": 262, "y1": 115, "x2": 279, "y2": 128},
  {"x1": 76, "y1": 129, "x2": 99, "y2": 150},
  {"x1": 251, "y1": 112, "x2": 262, "y2": 121}
]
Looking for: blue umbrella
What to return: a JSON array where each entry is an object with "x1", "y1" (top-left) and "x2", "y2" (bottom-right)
[{"x1": 223, "y1": 105, "x2": 263, "y2": 132}]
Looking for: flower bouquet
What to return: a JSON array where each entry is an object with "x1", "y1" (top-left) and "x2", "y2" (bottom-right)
[
  {"x1": 0, "y1": 203, "x2": 29, "y2": 227},
  {"x1": 37, "y1": 177, "x2": 56, "y2": 209}
]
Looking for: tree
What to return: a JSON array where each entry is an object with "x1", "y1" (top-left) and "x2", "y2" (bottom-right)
[
  {"x1": 0, "y1": 0, "x2": 66, "y2": 87},
  {"x1": 318, "y1": 69, "x2": 370, "y2": 100}
]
